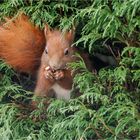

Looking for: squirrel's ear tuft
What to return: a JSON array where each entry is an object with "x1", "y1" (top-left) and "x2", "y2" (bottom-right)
[
  {"x1": 65, "y1": 27, "x2": 75, "y2": 43},
  {"x1": 44, "y1": 24, "x2": 52, "y2": 38}
]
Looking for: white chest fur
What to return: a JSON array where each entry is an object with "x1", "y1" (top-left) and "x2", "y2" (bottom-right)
[{"x1": 52, "y1": 83, "x2": 71, "y2": 100}]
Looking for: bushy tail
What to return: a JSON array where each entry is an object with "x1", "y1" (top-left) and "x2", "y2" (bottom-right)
[{"x1": 0, "y1": 13, "x2": 45, "y2": 74}]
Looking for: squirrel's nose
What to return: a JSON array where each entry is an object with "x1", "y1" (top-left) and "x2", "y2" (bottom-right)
[{"x1": 52, "y1": 65, "x2": 60, "y2": 70}]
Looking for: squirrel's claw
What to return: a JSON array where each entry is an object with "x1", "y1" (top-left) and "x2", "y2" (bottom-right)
[
  {"x1": 44, "y1": 66, "x2": 55, "y2": 80},
  {"x1": 54, "y1": 70, "x2": 64, "y2": 80}
]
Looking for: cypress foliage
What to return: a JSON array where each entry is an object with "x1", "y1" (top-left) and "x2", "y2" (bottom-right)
[{"x1": 0, "y1": 0, "x2": 140, "y2": 139}]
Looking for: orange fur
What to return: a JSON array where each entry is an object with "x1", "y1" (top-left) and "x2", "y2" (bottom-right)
[{"x1": 0, "y1": 14, "x2": 45, "y2": 74}]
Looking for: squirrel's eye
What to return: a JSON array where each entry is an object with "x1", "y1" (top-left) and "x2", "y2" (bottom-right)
[
  {"x1": 64, "y1": 48, "x2": 69, "y2": 55},
  {"x1": 45, "y1": 48, "x2": 48, "y2": 54}
]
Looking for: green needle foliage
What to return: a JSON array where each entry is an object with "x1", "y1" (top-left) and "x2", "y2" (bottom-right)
[{"x1": 0, "y1": 0, "x2": 140, "y2": 139}]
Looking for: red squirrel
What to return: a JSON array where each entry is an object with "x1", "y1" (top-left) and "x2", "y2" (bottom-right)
[
  {"x1": 0, "y1": 13, "x2": 92, "y2": 100},
  {"x1": 34, "y1": 25, "x2": 77, "y2": 100}
]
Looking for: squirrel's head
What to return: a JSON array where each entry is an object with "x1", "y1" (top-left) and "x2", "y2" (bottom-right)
[{"x1": 43, "y1": 24, "x2": 76, "y2": 70}]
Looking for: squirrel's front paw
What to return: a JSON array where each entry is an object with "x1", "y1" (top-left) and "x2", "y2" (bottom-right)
[
  {"x1": 44, "y1": 66, "x2": 55, "y2": 80},
  {"x1": 54, "y1": 70, "x2": 64, "y2": 80}
]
